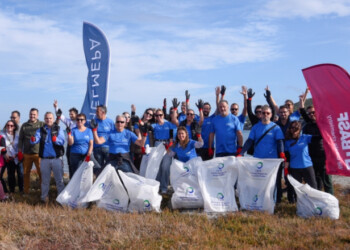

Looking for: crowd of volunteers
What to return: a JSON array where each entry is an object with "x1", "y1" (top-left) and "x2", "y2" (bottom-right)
[{"x1": 0, "y1": 86, "x2": 333, "y2": 204}]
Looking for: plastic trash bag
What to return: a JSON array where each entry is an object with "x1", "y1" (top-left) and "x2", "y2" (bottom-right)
[
  {"x1": 287, "y1": 175, "x2": 339, "y2": 219},
  {"x1": 56, "y1": 161, "x2": 94, "y2": 208},
  {"x1": 197, "y1": 156, "x2": 238, "y2": 213},
  {"x1": 81, "y1": 164, "x2": 129, "y2": 212},
  {"x1": 139, "y1": 146, "x2": 157, "y2": 177},
  {"x1": 144, "y1": 143, "x2": 166, "y2": 180},
  {"x1": 170, "y1": 157, "x2": 204, "y2": 209},
  {"x1": 118, "y1": 170, "x2": 162, "y2": 213},
  {"x1": 236, "y1": 158, "x2": 283, "y2": 214}
]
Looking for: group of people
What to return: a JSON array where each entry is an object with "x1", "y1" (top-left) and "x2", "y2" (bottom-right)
[{"x1": 0, "y1": 85, "x2": 333, "y2": 205}]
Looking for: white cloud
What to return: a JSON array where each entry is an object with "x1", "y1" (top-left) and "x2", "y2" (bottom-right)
[{"x1": 260, "y1": 0, "x2": 350, "y2": 19}]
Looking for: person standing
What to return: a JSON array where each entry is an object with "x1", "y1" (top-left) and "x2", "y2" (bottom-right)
[
  {"x1": 299, "y1": 95, "x2": 333, "y2": 194},
  {"x1": 208, "y1": 100, "x2": 243, "y2": 157},
  {"x1": 1, "y1": 120, "x2": 22, "y2": 194},
  {"x1": 240, "y1": 105, "x2": 285, "y2": 203},
  {"x1": 30, "y1": 112, "x2": 65, "y2": 203},
  {"x1": 18, "y1": 108, "x2": 44, "y2": 194},
  {"x1": 90, "y1": 105, "x2": 115, "y2": 175}
]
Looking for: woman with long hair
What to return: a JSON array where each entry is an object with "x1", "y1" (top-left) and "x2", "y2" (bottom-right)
[
  {"x1": 1, "y1": 120, "x2": 22, "y2": 194},
  {"x1": 68, "y1": 113, "x2": 100, "y2": 178},
  {"x1": 167, "y1": 126, "x2": 203, "y2": 163},
  {"x1": 285, "y1": 121, "x2": 318, "y2": 202}
]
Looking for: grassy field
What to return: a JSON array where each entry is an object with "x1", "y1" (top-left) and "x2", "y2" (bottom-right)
[{"x1": 0, "y1": 176, "x2": 349, "y2": 249}]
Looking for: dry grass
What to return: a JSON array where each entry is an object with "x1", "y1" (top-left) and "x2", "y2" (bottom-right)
[{"x1": 0, "y1": 177, "x2": 349, "y2": 249}]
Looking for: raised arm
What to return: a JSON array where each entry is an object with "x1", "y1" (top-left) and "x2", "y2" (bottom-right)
[
  {"x1": 171, "y1": 98, "x2": 180, "y2": 127},
  {"x1": 240, "y1": 86, "x2": 248, "y2": 117},
  {"x1": 265, "y1": 85, "x2": 279, "y2": 116},
  {"x1": 195, "y1": 99, "x2": 204, "y2": 126},
  {"x1": 247, "y1": 88, "x2": 259, "y2": 125}
]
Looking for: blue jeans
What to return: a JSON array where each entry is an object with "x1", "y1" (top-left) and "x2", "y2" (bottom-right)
[
  {"x1": 93, "y1": 147, "x2": 109, "y2": 176},
  {"x1": 40, "y1": 158, "x2": 65, "y2": 201},
  {"x1": 70, "y1": 153, "x2": 101, "y2": 178},
  {"x1": 108, "y1": 159, "x2": 133, "y2": 173},
  {"x1": 156, "y1": 153, "x2": 172, "y2": 193}
]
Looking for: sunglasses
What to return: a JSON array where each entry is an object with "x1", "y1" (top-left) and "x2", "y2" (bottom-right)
[
  {"x1": 76, "y1": 119, "x2": 85, "y2": 122},
  {"x1": 231, "y1": 108, "x2": 238, "y2": 111},
  {"x1": 262, "y1": 112, "x2": 271, "y2": 115},
  {"x1": 186, "y1": 113, "x2": 194, "y2": 116},
  {"x1": 308, "y1": 111, "x2": 315, "y2": 115},
  {"x1": 10, "y1": 116, "x2": 17, "y2": 119},
  {"x1": 289, "y1": 126, "x2": 299, "y2": 130},
  {"x1": 6, "y1": 124, "x2": 14, "y2": 127},
  {"x1": 255, "y1": 110, "x2": 262, "y2": 114},
  {"x1": 146, "y1": 112, "x2": 153, "y2": 116},
  {"x1": 155, "y1": 114, "x2": 163, "y2": 117},
  {"x1": 116, "y1": 121, "x2": 125, "y2": 124}
]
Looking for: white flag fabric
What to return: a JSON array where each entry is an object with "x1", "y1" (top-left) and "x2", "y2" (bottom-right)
[
  {"x1": 236, "y1": 158, "x2": 282, "y2": 214},
  {"x1": 287, "y1": 175, "x2": 339, "y2": 219},
  {"x1": 197, "y1": 156, "x2": 238, "y2": 213},
  {"x1": 144, "y1": 144, "x2": 166, "y2": 180},
  {"x1": 56, "y1": 161, "x2": 94, "y2": 208},
  {"x1": 170, "y1": 157, "x2": 204, "y2": 209},
  {"x1": 81, "y1": 164, "x2": 129, "y2": 212},
  {"x1": 118, "y1": 171, "x2": 162, "y2": 213}
]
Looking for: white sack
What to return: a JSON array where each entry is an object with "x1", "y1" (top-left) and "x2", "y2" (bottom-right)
[
  {"x1": 81, "y1": 164, "x2": 129, "y2": 212},
  {"x1": 236, "y1": 158, "x2": 282, "y2": 214},
  {"x1": 170, "y1": 157, "x2": 204, "y2": 209},
  {"x1": 118, "y1": 170, "x2": 162, "y2": 212},
  {"x1": 287, "y1": 175, "x2": 339, "y2": 219},
  {"x1": 56, "y1": 161, "x2": 94, "y2": 208},
  {"x1": 139, "y1": 146, "x2": 157, "y2": 177},
  {"x1": 144, "y1": 143, "x2": 166, "y2": 179},
  {"x1": 197, "y1": 156, "x2": 238, "y2": 213}
]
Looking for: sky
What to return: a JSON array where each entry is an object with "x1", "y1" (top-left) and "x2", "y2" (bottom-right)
[{"x1": 0, "y1": 0, "x2": 350, "y2": 126}]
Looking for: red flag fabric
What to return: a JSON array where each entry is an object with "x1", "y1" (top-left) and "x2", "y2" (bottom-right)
[{"x1": 302, "y1": 64, "x2": 350, "y2": 177}]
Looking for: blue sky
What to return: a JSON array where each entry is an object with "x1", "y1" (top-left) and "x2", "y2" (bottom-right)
[{"x1": 0, "y1": 0, "x2": 350, "y2": 126}]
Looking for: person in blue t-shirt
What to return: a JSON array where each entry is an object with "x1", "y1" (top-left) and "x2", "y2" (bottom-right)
[
  {"x1": 92, "y1": 115, "x2": 147, "y2": 174},
  {"x1": 67, "y1": 113, "x2": 101, "y2": 178},
  {"x1": 209, "y1": 100, "x2": 243, "y2": 157},
  {"x1": 198, "y1": 102, "x2": 216, "y2": 161},
  {"x1": 89, "y1": 105, "x2": 115, "y2": 175},
  {"x1": 168, "y1": 126, "x2": 203, "y2": 163},
  {"x1": 285, "y1": 121, "x2": 317, "y2": 195}
]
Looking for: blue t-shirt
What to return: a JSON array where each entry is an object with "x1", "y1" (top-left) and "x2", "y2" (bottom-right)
[
  {"x1": 210, "y1": 114, "x2": 242, "y2": 154},
  {"x1": 171, "y1": 140, "x2": 197, "y2": 162},
  {"x1": 249, "y1": 121, "x2": 284, "y2": 158},
  {"x1": 92, "y1": 117, "x2": 115, "y2": 148},
  {"x1": 71, "y1": 127, "x2": 93, "y2": 155},
  {"x1": 285, "y1": 134, "x2": 313, "y2": 169},
  {"x1": 289, "y1": 111, "x2": 301, "y2": 122},
  {"x1": 236, "y1": 114, "x2": 247, "y2": 130},
  {"x1": 151, "y1": 121, "x2": 177, "y2": 140},
  {"x1": 107, "y1": 129, "x2": 138, "y2": 154},
  {"x1": 201, "y1": 114, "x2": 215, "y2": 148}
]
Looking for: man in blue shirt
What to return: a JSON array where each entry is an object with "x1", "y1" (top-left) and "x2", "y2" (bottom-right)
[
  {"x1": 209, "y1": 100, "x2": 243, "y2": 157},
  {"x1": 240, "y1": 105, "x2": 285, "y2": 203},
  {"x1": 30, "y1": 112, "x2": 65, "y2": 203},
  {"x1": 90, "y1": 105, "x2": 115, "y2": 175}
]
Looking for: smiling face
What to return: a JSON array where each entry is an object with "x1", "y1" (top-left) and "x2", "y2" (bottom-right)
[
  {"x1": 279, "y1": 107, "x2": 289, "y2": 121},
  {"x1": 5, "y1": 121, "x2": 15, "y2": 134},
  {"x1": 203, "y1": 104, "x2": 211, "y2": 117},
  {"x1": 307, "y1": 107, "x2": 316, "y2": 122},
  {"x1": 115, "y1": 116, "x2": 126, "y2": 132},
  {"x1": 186, "y1": 109, "x2": 195, "y2": 123},
  {"x1": 177, "y1": 129, "x2": 187, "y2": 142},
  {"x1": 230, "y1": 104, "x2": 239, "y2": 116},
  {"x1": 29, "y1": 110, "x2": 38, "y2": 123},
  {"x1": 261, "y1": 107, "x2": 272, "y2": 124},
  {"x1": 155, "y1": 111, "x2": 164, "y2": 124},
  {"x1": 44, "y1": 113, "x2": 54, "y2": 127},
  {"x1": 219, "y1": 101, "x2": 229, "y2": 117}
]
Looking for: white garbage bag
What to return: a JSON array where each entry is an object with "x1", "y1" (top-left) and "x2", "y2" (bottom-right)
[
  {"x1": 118, "y1": 170, "x2": 162, "y2": 213},
  {"x1": 170, "y1": 157, "x2": 204, "y2": 209},
  {"x1": 56, "y1": 161, "x2": 93, "y2": 208},
  {"x1": 144, "y1": 143, "x2": 166, "y2": 180},
  {"x1": 236, "y1": 158, "x2": 283, "y2": 214},
  {"x1": 287, "y1": 175, "x2": 339, "y2": 219},
  {"x1": 139, "y1": 146, "x2": 157, "y2": 177},
  {"x1": 197, "y1": 156, "x2": 238, "y2": 213},
  {"x1": 81, "y1": 164, "x2": 129, "y2": 212}
]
